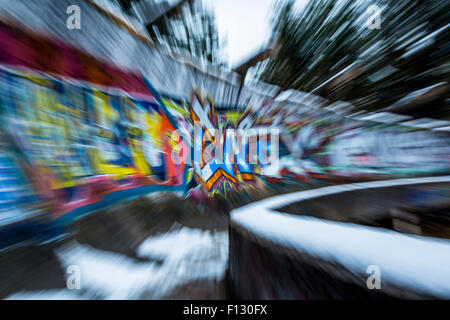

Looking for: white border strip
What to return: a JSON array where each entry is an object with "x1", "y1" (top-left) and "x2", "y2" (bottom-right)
[{"x1": 231, "y1": 176, "x2": 450, "y2": 298}]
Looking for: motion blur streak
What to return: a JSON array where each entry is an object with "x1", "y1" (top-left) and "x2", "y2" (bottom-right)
[
  {"x1": 0, "y1": 0, "x2": 449, "y2": 300},
  {"x1": 8, "y1": 228, "x2": 227, "y2": 299}
]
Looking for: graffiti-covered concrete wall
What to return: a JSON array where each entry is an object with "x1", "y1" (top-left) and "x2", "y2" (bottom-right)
[{"x1": 0, "y1": 0, "x2": 449, "y2": 249}]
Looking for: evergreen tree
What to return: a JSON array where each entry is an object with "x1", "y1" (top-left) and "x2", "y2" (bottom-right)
[{"x1": 258, "y1": 0, "x2": 449, "y2": 118}]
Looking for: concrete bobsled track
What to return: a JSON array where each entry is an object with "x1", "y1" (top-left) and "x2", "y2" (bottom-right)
[
  {"x1": 1, "y1": 176, "x2": 449, "y2": 300},
  {"x1": 0, "y1": 180, "x2": 327, "y2": 300},
  {"x1": 229, "y1": 176, "x2": 450, "y2": 299}
]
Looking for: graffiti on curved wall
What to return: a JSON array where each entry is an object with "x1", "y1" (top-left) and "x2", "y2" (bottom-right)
[{"x1": 0, "y1": 66, "x2": 190, "y2": 221}]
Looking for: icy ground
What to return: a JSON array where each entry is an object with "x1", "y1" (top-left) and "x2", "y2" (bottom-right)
[{"x1": 6, "y1": 227, "x2": 228, "y2": 300}]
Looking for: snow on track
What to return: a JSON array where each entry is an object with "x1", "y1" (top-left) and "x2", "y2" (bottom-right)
[{"x1": 231, "y1": 176, "x2": 450, "y2": 298}]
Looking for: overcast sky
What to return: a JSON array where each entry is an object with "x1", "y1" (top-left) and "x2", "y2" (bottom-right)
[{"x1": 206, "y1": 0, "x2": 276, "y2": 67}]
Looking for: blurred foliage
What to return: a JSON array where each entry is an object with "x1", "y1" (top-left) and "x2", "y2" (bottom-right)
[
  {"x1": 152, "y1": 1, "x2": 226, "y2": 66},
  {"x1": 258, "y1": 0, "x2": 450, "y2": 118}
]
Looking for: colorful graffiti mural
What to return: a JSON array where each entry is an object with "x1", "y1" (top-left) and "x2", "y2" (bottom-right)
[
  {"x1": 0, "y1": 23, "x2": 194, "y2": 248},
  {"x1": 0, "y1": 66, "x2": 189, "y2": 221},
  {"x1": 0, "y1": 19, "x2": 449, "y2": 250}
]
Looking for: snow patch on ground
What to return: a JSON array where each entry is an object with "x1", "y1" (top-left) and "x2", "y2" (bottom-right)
[
  {"x1": 6, "y1": 227, "x2": 228, "y2": 300},
  {"x1": 138, "y1": 227, "x2": 228, "y2": 283}
]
